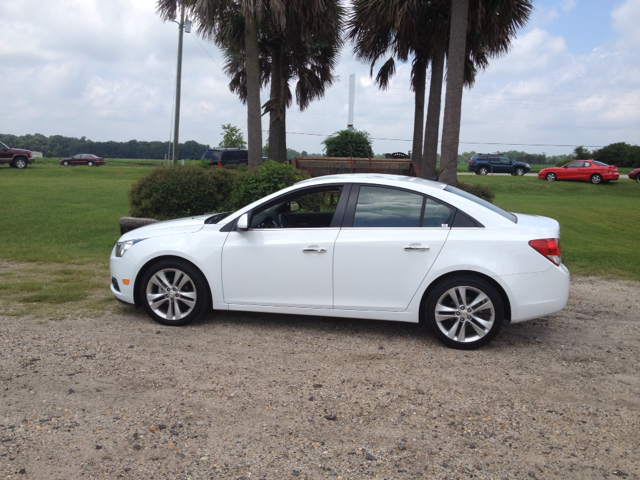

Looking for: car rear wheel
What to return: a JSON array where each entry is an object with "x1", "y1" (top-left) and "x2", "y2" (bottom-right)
[
  {"x1": 515, "y1": 167, "x2": 525, "y2": 176},
  {"x1": 140, "y1": 259, "x2": 210, "y2": 326},
  {"x1": 425, "y1": 276, "x2": 504, "y2": 350},
  {"x1": 590, "y1": 173, "x2": 603, "y2": 184},
  {"x1": 13, "y1": 158, "x2": 27, "y2": 169},
  {"x1": 546, "y1": 173, "x2": 557, "y2": 181},
  {"x1": 87, "y1": 161, "x2": 94, "y2": 167},
  {"x1": 478, "y1": 166, "x2": 489, "y2": 175},
  {"x1": 62, "y1": 160, "x2": 69, "y2": 166}
]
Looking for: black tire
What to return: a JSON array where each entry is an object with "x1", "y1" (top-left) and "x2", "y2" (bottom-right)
[
  {"x1": 590, "y1": 173, "x2": 602, "y2": 184},
  {"x1": 546, "y1": 172, "x2": 556, "y2": 181},
  {"x1": 87, "y1": 161, "x2": 94, "y2": 167},
  {"x1": 478, "y1": 166, "x2": 489, "y2": 175},
  {"x1": 425, "y1": 275, "x2": 504, "y2": 350},
  {"x1": 139, "y1": 259, "x2": 210, "y2": 326},
  {"x1": 515, "y1": 167, "x2": 525, "y2": 176},
  {"x1": 636, "y1": 174, "x2": 640, "y2": 183},
  {"x1": 13, "y1": 157, "x2": 28, "y2": 169},
  {"x1": 62, "y1": 160, "x2": 69, "y2": 166}
]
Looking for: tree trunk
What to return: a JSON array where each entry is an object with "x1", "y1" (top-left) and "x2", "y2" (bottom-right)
[
  {"x1": 245, "y1": 15, "x2": 263, "y2": 170},
  {"x1": 421, "y1": 34, "x2": 445, "y2": 179},
  {"x1": 411, "y1": 57, "x2": 427, "y2": 165},
  {"x1": 268, "y1": 44, "x2": 287, "y2": 163},
  {"x1": 439, "y1": 0, "x2": 469, "y2": 187}
]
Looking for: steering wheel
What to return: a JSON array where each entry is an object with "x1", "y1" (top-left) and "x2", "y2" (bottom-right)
[{"x1": 257, "y1": 216, "x2": 279, "y2": 229}]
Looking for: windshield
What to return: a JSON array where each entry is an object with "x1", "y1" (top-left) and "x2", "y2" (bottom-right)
[
  {"x1": 0, "y1": 141, "x2": 9, "y2": 149},
  {"x1": 445, "y1": 185, "x2": 517, "y2": 223}
]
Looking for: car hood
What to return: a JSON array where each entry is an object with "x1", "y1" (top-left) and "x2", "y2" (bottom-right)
[
  {"x1": 119, "y1": 215, "x2": 209, "y2": 241},
  {"x1": 11, "y1": 148, "x2": 32, "y2": 155}
]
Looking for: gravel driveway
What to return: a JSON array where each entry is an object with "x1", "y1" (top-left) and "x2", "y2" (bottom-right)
[{"x1": 1, "y1": 276, "x2": 638, "y2": 479}]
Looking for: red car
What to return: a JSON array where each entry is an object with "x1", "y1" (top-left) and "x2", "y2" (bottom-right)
[
  {"x1": 628, "y1": 168, "x2": 640, "y2": 183},
  {"x1": 538, "y1": 160, "x2": 619, "y2": 184},
  {"x1": 60, "y1": 154, "x2": 105, "y2": 167}
]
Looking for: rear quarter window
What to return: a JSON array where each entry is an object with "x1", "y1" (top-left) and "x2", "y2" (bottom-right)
[{"x1": 445, "y1": 186, "x2": 517, "y2": 223}]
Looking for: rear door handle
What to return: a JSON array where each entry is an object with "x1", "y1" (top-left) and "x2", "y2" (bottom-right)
[
  {"x1": 303, "y1": 247, "x2": 327, "y2": 253},
  {"x1": 404, "y1": 245, "x2": 429, "y2": 251}
]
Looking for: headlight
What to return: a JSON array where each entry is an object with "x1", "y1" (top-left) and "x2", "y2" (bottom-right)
[{"x1": 115, "y1": 238, "x2": 146, "y2": 257}]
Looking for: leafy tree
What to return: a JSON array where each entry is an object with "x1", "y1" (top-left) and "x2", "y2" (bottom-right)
[
  {"x1": 573, "y1": 145, "x2": 593, "y2": 159},
  {"x1": 219, "y1": 124, "x2": 247, "y2": 148},
  {"x1": 322, "y1": 129, "x2": 373, "y2": 158},
  {"x1": 593, "y1": 142, "x2": 640, "y2": 168}
]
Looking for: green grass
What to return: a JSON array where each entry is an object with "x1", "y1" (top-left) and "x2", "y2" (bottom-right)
[
  {"x1": 1, "y1": 162, "x2": 638, "y2": 319},
  {"x1": 461, "y1": 175, "x2": 640, "y2": 280}
]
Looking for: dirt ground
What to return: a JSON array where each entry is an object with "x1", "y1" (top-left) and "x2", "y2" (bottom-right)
[{"x1": 0, "y1": 276, "x2": 638, "y2": 480}]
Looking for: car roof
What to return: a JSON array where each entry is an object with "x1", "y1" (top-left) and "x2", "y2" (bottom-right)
[{"x1": 294, "y1": 173, "x2": 447, "y2": 191}]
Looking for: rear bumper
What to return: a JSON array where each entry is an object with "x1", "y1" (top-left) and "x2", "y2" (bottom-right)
[{"x1": 498, "y1": 263, "x2": 570, "y2": 323}]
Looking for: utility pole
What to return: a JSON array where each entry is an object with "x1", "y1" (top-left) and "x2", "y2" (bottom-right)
[
  {"x1": 173, "y1": 7, "x2": 186, "y2": 165},
  {"x1": 347, "y1": 74, "x2": 355, "y2": 130}
]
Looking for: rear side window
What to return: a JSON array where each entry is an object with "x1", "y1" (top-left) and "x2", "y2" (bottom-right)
[
  {"x1": 445, "y1": 186, "x2": 517, "y2": 223},
  {"x1": 352, "y1": 186, "x2": 453, "y2": 228}
]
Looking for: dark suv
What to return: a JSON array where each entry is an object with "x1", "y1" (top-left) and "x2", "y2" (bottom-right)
[
  {"x1": 201, "y1": 148, "x2": 249, "y2": 166},
  {"x1": 467, "y1": 154, "x2": 530, "y2": 176},
  {"x1": 0, "y1": 141, "x2": 35, "y2": 169}
]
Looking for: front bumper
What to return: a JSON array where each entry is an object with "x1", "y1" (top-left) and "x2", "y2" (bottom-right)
[{"x1": 110, "y1": 252, "x2": 138, "y2": 305}]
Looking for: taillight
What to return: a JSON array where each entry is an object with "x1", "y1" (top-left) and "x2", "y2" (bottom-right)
[{"x1": 529, "y1": 238, "x2": 561, "y2": 266}]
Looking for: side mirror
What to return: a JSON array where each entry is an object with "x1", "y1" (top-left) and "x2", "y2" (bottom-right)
[
  {"x1": 237, "y1": 213, "x2": 249, "y2": 230},
  {"x1": 289, "y1": 201, "x2": 300, "y2": 212}
]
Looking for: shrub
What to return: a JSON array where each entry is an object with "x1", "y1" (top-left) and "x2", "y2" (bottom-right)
[
  {"x1": 232, "y1": 160, "x2": 309, "y2": 208},
  {"x1": 129, "y1": 166, "x2": 234, "y2": 220},
  {"x1": 457, "y1": 182, "x2": 495, "y2": 203}
]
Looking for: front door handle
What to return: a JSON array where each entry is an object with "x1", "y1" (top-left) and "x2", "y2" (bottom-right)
[
  {"x1": 303, "y1": 247, "x2": 327, "y2": 253},
  {"x1": 404, "y1": 245, "x2": 430, "y2": 251}
]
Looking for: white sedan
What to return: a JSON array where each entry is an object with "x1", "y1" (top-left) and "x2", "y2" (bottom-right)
[{"x1": 110, "y1": 174, "x2": 569, "y2": 349}]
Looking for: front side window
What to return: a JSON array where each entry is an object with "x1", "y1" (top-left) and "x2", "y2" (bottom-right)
[
  {"x1": 566, "y1": 161, "x2": 584, "y2": 168},
  {"x1": 353, "y1": 186, "x2": 453, "y2": 228},
  {"x1": 249, "y1": 187, "x2": 343, "y2": 229}
]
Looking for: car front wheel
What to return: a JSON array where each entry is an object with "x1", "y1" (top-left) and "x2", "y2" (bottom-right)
[
  {"x1": 425, "y1": 276, "x2": 504, "y2": 349},
  {"x1": 590, "y1": 173, "x2": 603, "y2": 184},
  {"x1": 13, "y1": 158, "x2": 27, "y2": 169},
  {"x1": 87, "y1": 161, "x2": 94, "y2": 167},
  {"x1": 478, "y1": 166, "x2": 489, "y2": 175},
  {"x1": 515, "y1": 167, "x2": 525, "y2": 176},
  {"x1": 62, "y1": 161, "x2": 69, "y2": 166},
  {"x1": 636, "y1": 174, "x2": 640, "y2": 183},
  {"x1": 546, "y1": 172, "x2": 556, "y2": 181},
  {"x1": 140, "y1": 259, "x2": 210, "y2": 326}
]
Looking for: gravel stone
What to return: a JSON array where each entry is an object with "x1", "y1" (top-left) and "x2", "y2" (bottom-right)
[{"x1": 0, "y1": 275, "x2": 638, "y2": 479}]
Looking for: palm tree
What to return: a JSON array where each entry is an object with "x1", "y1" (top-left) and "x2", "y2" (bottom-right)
[
  {"x1": 220, "y1": 1, "x2": 343, "y2": 163},
  {"x1": 438, "y1": 0, "x2": 532, "y2": 185},
  {"x1": 157, "y1": 0, "x2": 286, "y2": 169}
]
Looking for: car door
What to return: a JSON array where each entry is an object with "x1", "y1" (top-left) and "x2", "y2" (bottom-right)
[
  {"x1": 221, "y1": 185, "x2": 348, "y2": 309},
  {"x1": 333, "y1": 185, "x2": 452, "y2": 312},
  {"x1": 498, "y1": 155, "x2": 513, "y2": 173}
]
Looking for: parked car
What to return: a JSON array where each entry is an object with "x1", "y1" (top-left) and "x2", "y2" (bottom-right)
[
  {"x1": 60, "y1": 154, "x2": 105, "y2": 167},
  {"x1": 467, "y1": 154, "x2": 531, "y2": 176},
  {"x1": 0, "y1": 141, "x2": 35, "y2": 169},
  {"x1": 201, "y1": 148, "x2": 248, "y2": 166},
  {"x1": 538, "y1": 160, "x2": 619, "y2": 184},
  {"x1": 628, "y1": 168, "x2": 640, "y2": 183},
  {"x1": 110, "y1": 174, "x2": 569, "y2": 350}
]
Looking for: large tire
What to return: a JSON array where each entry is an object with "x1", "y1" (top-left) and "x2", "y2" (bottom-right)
[
  {"x1": 13, "y1": 157, "x2": 27, "y2": 169},
  {"x1": 139, "y1": 259, "x2": 210, "y2": 326},
  {"x1": 546, "y1": 172, "x2": 556, "y2": 181},
  {"x1": 478, "y1": 166, "x2": 489, "y2": 175},
  {"x1": 590, "y1": 173, "x2": 603, "y2": 184},
  {"x1": 425, "y1": 275, "x2": 504, "y2": 350}
]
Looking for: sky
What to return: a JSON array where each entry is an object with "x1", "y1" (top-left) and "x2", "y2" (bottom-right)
[{"x1": 1, "y1": 0, "x2": 639, "y2": 157}]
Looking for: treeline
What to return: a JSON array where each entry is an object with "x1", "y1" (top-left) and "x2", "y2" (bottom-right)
[{"x1": 0, "y1": 133, "x2": 210, "y2": 160}]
